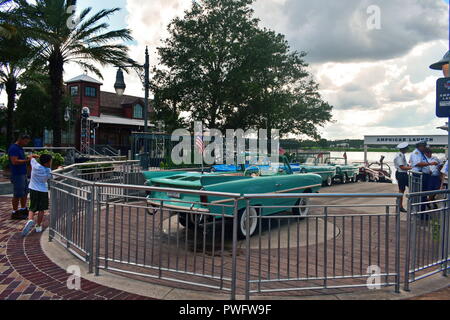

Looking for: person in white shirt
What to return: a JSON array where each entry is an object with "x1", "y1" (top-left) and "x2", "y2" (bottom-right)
[
  {"x1": 409, "y1": 141, "x2": 439, "y2": 191},
  {"x1": 22, "y1": 154, "x2": 54, "y2": 236},
  {"x1": 394, "y1": 142, "x2": 412, "y2": 213},
  {"x1": 424, "y1": 148, "x2": 443, "y2": 209},
  {"x1": 441, "y1": 160, "x2": 448, "y2": 189}
]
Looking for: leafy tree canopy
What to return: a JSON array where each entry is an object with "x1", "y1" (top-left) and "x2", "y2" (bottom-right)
[{"x1": 154, "y1": 0, "x2": 333, "y2": 139}]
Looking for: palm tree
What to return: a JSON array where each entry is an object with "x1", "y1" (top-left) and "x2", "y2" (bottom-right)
[
  {"x1": 0, "y1": 0, "x2": 17, "y2": 38},
  {"x1": 16, "y1": 0, "x2": 135, "y2": 147},
  {"x1": 0, "y1": 3, "x2": 34, "y2": 146},
  {"x1": 0, "y1": 37, "x2": 34, "y2": 146}
]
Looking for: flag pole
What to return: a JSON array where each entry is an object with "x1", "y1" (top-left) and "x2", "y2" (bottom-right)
[{"x1": 201, "y1": 147, "x2": 205, "y2": 175}]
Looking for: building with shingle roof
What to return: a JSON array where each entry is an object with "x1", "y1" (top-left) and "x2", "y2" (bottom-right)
[{"x1": 64, "y1": 74, "x2": 155, "y2": 154}]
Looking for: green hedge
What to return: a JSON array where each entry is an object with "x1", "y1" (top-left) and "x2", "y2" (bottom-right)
[{"x1": 0, "y1": 150, "x2": 65, "y2": 171}]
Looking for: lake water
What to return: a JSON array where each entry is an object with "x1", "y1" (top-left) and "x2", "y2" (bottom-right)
[{"x1": 330, "y1": 152, "x2": 447, "y2": 185}]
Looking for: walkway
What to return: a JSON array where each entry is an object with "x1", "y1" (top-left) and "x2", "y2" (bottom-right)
[{"x1": 0, "y1": 196, "x2": 151, "y2": 300}]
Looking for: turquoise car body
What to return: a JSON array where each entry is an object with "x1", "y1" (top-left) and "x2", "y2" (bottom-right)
[
  {"x1": 325, "y1": 157, "x2": 360, "y2": 182},
  {"x1": 291, "y1": 155, "x2": 337, "y2": 185},
  {"x1": 143, "y1": 157, "x2": 322, "y2": 217}
]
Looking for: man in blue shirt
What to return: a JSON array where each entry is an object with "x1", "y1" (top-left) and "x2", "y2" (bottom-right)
[{"x1": 8, "y1": 134, "x2": 32, "y2": 220}]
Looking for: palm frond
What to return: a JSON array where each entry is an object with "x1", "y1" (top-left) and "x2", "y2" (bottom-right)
[
  {"x1": 76, "y1": 8, "x2": 121, "y2": 36},
  {"x1": 73, "y1": 61, "x2": 103, "y2": 79}
]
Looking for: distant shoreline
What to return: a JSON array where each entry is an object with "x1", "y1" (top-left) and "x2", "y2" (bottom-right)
[{"x1": 300, "y1": 148, "x2": 447, "y2": 153}]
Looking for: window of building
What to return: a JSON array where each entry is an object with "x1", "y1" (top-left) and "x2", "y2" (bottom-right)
[
  {"x1": 70, "y1": 86, "x2": 79, "y2": 96},
  {"x1": 133, "y1": 104, "x2": 143, "y2": 119},
  {"x1": 85, "y1": 86, "x2": 97, "y2": 97}
]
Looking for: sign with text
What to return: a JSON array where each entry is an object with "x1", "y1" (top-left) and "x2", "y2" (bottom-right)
[
  {"x1": 364, "y1": 135, "x2": 448, "y2": 146},
  {"x1": 436, "y1": 77, "x2": 450, "y2": 118}
]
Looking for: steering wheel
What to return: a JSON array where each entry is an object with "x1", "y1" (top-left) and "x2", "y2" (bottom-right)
[{"x1": 245, "y1": 166, "x2": 261, "y2": 177}]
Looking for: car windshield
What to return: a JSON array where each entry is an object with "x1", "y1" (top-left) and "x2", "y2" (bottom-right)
[
  {"x1": 258, "y1": 162, "x2": 290, "y2": 176},
  {"x1": 303, "y1": 157, "x2": 316, "y2": 165},
  {"x1": 327, "y1": 158, "x2": 346, "y2": 165}
]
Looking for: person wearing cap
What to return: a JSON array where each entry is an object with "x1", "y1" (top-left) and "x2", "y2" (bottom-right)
[
  {"x1": 394, "y1": 142, "x2": 412, "y2": 212},
  {"x1": 409, "y1": 140, "x2": 439, "y2": 216},
  {"x1": 441, "y1": 160, "x2": 448, "y2": 189},
  {"x1": 409, "y1": 141, "x2": 438, "y2": 175}
]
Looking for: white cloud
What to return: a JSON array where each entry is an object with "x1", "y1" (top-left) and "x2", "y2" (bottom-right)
[{"x1": 3, "y1": 0, "x2": 449, "y2": 142}]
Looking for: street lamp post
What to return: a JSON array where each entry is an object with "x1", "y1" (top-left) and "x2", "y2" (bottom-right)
[
  {"x1": 64, "y1": 106, "x2": 71, "y2": 145},
  {"x1": 114, "y1": 46, "x2": 150, "y2": 133},
  {"x1": 114, "y1": 47, "x2": 151, "y2": 169}
]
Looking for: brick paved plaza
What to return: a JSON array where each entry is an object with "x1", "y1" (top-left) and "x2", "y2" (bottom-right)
[
  {"x1": 0, "y1": 196, "x2": 151, "y2": 300},
  {"x1": 0, "y1": 193, "x2": 448, "y2": 300}
]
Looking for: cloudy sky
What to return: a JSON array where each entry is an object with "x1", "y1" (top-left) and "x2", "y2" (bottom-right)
[{"x1": 3, "y1": 0, "x2": 450, "y2": 140}]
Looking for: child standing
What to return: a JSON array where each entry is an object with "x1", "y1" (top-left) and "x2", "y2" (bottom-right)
[{"x1": 22, "y1": 154, "x2": 53, "y2": 236}]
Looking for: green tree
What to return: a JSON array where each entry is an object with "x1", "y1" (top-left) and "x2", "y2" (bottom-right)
[
  {"x1": 152, "y1": 68, "x2": 188, "y2": 133},
  {"x1": 154, "y1": 0, "x2": 332, "y2": 138},
  {"x1": 15, "y1": 77, "x2": 53, "y2": 139},
  {"x1": 14, "y1": 0, "x2": 135, "y2": 147},
  {"x1": 0, "y1": 28, "x2": 34, "y2": 146},
  {"x1": 0, "y1": 0, "x2": 17, "y2": 38}
]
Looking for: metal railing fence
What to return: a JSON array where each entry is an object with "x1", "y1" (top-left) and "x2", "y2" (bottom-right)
[
  {"x1": 404, "y1": 189, "x2": 450, "y2": 291},
  {"x1": 49, "y1": 177, "x2": 95, "y2": 266},
  {"x1": 408, "y1": 171, "x2": 423, "y2": 194},
  {"x1": 48, "y1": 161, "x2": 450, "y2": 299},
  {"x1": 241, "y1": 193, "x2": 402, "y2": 299},
  {"x1": 94, "y1": 183, "x2": 242, "y2": 295}
]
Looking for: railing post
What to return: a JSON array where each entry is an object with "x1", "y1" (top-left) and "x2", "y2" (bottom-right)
[
  {"x1": 443, "y1": 190, "x2": 450, "y2": 277},
  {"x1": 230, "y1": 199, "x2": 239, "y2": 301},
  {"x1": 48, "y1": 180, "x2": 56, "y2": 242},
  {"x1": 66, "y1": 186, "x2": 73, "y2": 250},
  {"x1": 94, "y1": 184, "x2": 101, "y2": 276},
  {"x1": 324, "y1": 206, "x2": 328, "y2": 289},
  {"x1": 85, "y1": 184, "x2": 95, "y2": 274},
  {"x1": 395, "y1": 197, "x2": 401, "y2": 293},
  {"x1": 404, "y1": 196, "x2": 412, "y2": 292},
  {"x1": 245, "y1": 199, "x2": 251, "y2": 301}
]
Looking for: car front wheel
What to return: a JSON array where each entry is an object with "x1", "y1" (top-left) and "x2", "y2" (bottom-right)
[
  {"x1": 293, "y1": 198, "x2": 310, "y2": 218},
  {"x1": 178, "y1": 212, "x2": 206, "y2": 230},
  {"x1": 326, "y1": 176, "x2": 333, "y2": 187},
  {"x1": 238, "y1": 207, "x2": 259, "y2": 239}
]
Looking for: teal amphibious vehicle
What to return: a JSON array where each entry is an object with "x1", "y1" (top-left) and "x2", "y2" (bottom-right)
[{"x1": 143, "y1": 156, "x2": 322, "y2": 238}]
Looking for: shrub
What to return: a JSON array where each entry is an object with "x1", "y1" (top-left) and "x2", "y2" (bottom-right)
[
  {"x1": 0, "y1": 154, "x2": 9, "y2": 170},
  {"x1": 0, "y1": 150, "x2": 65, "y2": 171},
  {"x1": 36, "y1": 150, "x2": 65, "y2": 169}
]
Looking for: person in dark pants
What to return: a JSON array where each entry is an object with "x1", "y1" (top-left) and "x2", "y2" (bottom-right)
[
  {"x1": 394, "y1": 142, "x2": 412, "y2": 213},
  {"x1": 8, "y1": 134, "x2": 32, "y2": 220},
  {"x1": 409, "y1": 141, "x2": 438, "y2": 218},
  {"x1": 22, "y1": 154, "x2": 54, "y2": 236},
  {"x1": 424, "y1": 148, "x2": 443, "y2": 210}
]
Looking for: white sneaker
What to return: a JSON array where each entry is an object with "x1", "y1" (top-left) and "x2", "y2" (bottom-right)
[
  {"x1": 35, "y1": 226, "x2": 43, "y2": 233},
  {"x1": 22, "y1": 220, "x2": 36, "y2": 237}
]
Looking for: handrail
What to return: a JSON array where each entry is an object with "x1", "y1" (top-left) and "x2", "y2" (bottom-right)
[
  {"x1": 53, "y1": 160, "x2": 140, "y2": 174},
  {"x1": 243, "y1": 193, "x2": 403, "y2": 199},
  {"x1": 94, "y1": 181, "x2": 241, "y2": 198}
]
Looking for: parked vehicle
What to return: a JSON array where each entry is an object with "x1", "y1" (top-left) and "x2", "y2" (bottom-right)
[
  {"x1": 143, "y1": 156, "x2": 322, "y2": 238},
  {"x1": 325, "y1": 157, "x2": 361, "y2": 184},
  {"x1": 357, "y1": 156, "x2": 393, "y2": 183},
  {"x1": 291, "y1": 156, "x2": 337, "y2": 187}
]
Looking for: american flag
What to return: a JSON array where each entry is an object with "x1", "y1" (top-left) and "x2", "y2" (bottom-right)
[
  {"x1": 196, "y1": 136, "x2": 205, "y2": 154},
  {"x1": 343, "y1": 152, "x2": 348, "y2": 160}
]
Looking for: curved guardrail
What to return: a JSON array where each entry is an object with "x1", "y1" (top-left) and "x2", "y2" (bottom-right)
[{"x1": 48, "y1": 161, "x2": 450, "y2": 300}]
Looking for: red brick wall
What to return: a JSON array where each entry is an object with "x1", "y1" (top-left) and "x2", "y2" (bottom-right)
[{"x1": 67, "y1": 82, "x2": 101, "y2": 117}]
